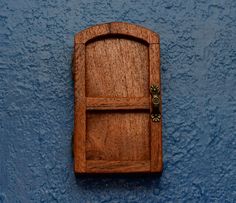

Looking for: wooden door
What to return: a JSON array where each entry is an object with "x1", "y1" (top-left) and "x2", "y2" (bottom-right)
[{"x1": 73, "y1": 22, "x2": 162, "y2": 173}]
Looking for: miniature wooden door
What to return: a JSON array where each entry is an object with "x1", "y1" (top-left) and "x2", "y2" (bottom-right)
[{"x1": 73, "y1": 22, "x2": 162, "y2": 173}]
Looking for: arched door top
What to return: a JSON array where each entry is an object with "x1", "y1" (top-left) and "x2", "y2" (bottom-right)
[{"x1": 75, "y1": 22, "x2": 160, "y2": 44}]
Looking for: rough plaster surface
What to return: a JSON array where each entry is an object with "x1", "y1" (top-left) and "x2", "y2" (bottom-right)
[{"x1": 0, "y1": 0, "x2": 236, "y2": 202}]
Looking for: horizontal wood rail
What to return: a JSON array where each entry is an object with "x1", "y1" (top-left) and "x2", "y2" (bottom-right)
[
  {"x1": 86, "y1": 160, "x2": 150, "y2": 173},
  {"x1": 86, "y1": 97, "x2": 150, "y2": 110}
]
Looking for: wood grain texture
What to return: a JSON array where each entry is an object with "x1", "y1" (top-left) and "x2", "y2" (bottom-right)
[
  {"x1": 110, "y1": 22, "x2": 159, "y2": 44},
  {"x1": 73, "y1": 22, "x2": 162, "y2": 173},
  {"x1": 86, "y1": 110, "x2": 150, "y2": 161},
  {"x1": 87, "y1": 161, "x2": 150, "y2": 173},
  {"x1": 149, "y1": 43, "x2": 163, "y2": 172},
  {"x1": 75, "y1": 22, "x2": 159, "y2": 44},
  {"x1": 73, "y1": 43, "x2": 86, "y2": 173},
  {"x1": 85, "y1": 37, "x2": 149, "y2": 97},
  {"x1": 86, "y1": 97, "x2": 149, "y2": 110}
]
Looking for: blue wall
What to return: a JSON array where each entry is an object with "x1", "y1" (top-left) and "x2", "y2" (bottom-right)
[{"x1": 1, "y1": 0, "x2": 236, "y2": 202}]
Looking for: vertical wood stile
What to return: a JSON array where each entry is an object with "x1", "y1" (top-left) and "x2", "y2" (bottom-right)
[
  {"x1": 149, "y1": 43, "x2": 163, "y2": 172},
  {"x1": 74, "y1": 43, "x2": 86, "y2": 172}
]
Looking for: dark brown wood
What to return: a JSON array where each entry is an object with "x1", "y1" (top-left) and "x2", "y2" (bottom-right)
[
  {"x1": 149, "y1": 44, "x2": 163, "y2": 172},
  {"x1": 87, "y1": 161, "x2": 150, "y2": 173},
  {"x1": 85, "y1": 37, "x2": 149, "y2": 98},
  {"x1": 86, "y1": 97, "x2": 150, "y2": 110},
  {"x1": 73, "y1": 22, "x2": 162, "y2": 173},
  {"x1": 86, "y1": 110, "x2": 150, "y2": 161},
  {"x1": 73, "y1": 43, "x2": 86, "y2": 172},
  {"x1": 75, "y1": 22, "x2": 159, "y2": 44}
]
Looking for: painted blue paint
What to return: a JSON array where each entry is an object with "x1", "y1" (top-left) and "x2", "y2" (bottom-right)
[{"x1": 0, "y1": 0, "x2": 236, "y2": 202}]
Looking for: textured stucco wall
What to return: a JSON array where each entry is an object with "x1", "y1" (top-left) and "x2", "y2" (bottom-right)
[{"x1": 1, "y1": 0, "x2": 236, "y2": 202}]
